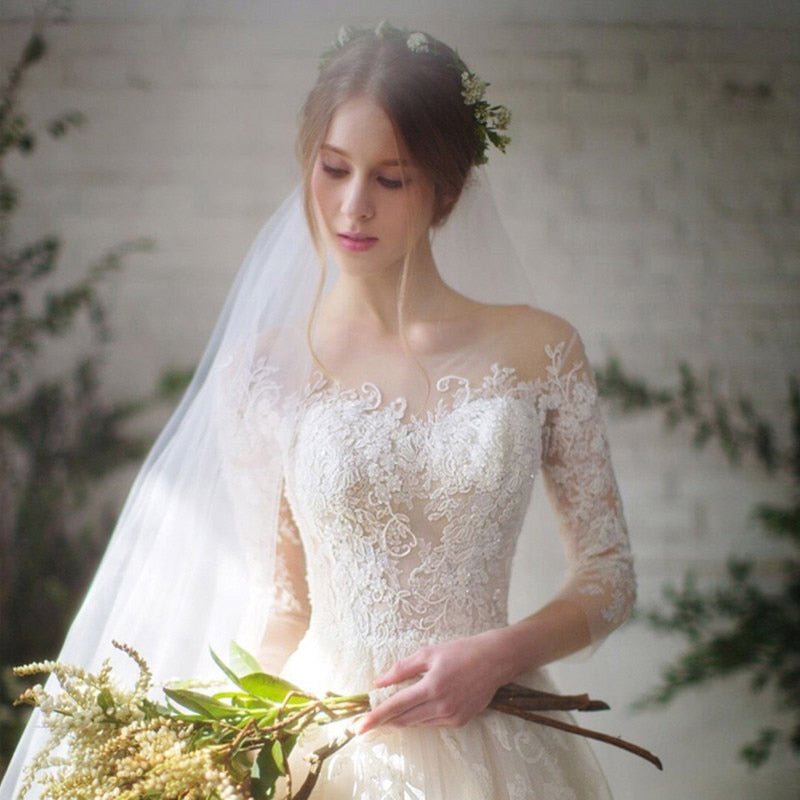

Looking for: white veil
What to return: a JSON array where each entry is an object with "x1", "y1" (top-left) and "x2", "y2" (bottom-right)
[{"x1": 0, "y1": 169, "x2": 541, "y2": 799}]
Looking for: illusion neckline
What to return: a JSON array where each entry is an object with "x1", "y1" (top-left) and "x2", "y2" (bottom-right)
[{"x1": 301, "y1": 362, "x2": 545, "y2": 428}]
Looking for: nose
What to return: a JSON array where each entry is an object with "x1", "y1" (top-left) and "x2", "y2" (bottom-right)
[{"x1": 341, "y1": 176, "x2": 374, "y2": 221}]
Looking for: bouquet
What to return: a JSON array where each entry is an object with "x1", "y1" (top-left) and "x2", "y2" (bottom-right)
[{"x1": 12, "y1": 641, "x2": 661, "y2": 800}]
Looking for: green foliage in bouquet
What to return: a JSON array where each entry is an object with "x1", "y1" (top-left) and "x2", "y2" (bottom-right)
[
  {"x1": 13, "y1": 641, "x2": 661, "y2": 800},
  {"x1": 14, "y1": 642, "x2": 369, "y2": 800},
  {"x1": 597, "y1": 358, "x2": 800, "y2": 768}
]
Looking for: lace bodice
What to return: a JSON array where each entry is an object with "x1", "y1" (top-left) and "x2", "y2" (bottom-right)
[{"x1": 260, "y1": 339, "x2": 635, "y2": 693}]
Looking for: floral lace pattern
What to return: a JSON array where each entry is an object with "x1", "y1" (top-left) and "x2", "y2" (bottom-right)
[
  {"x1": 276, "y1": 341, "x2": 634, "y2": 691},
  {"x1": 230, "y1": 338, "x2": 632, "y2": 798}
]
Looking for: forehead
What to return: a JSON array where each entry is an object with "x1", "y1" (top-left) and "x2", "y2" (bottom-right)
[{"x1": 323, "y1": 96, "x2": 410, "y2": 162}]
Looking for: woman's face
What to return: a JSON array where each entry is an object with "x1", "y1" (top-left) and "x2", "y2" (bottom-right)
[{"x1": 310, "y1": 96, "x2": 436, "y2": 276}]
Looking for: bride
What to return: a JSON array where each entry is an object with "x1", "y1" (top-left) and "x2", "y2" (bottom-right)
[{"x1": 1, "y1": 23, "x2": 635, "y2": 800}]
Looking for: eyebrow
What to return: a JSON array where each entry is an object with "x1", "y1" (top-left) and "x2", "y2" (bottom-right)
[{"x1": 320, "y1": 143, "x2": 409, "y2": 167}]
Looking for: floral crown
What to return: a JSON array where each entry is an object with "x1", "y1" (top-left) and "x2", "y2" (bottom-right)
[{"x1": 320, "y1": 22, "x2": 511, "y2": 166}]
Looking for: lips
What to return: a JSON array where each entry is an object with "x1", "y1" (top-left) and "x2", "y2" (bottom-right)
[{"x1": 338, "y1": 232, "x2": 378, "y2": 252}]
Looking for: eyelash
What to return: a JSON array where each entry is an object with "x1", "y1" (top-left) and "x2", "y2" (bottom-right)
[
  {"x1": 321, "y1": 163, "x2": 405, "y2": 190},
  {"x1": 378, "y1": 177, "x2": 404, "y2": 190}
]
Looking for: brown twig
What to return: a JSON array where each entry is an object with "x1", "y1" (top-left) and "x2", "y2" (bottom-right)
[
  {"x1": 498, "y1": 704, "x2": 663, "y2": 771},
  {"x1": 492, "y1": 683, "x2": 610, "y2": 712},
  {"x1": 293, "y1": 729, "x2": 357, "y2": 800}
]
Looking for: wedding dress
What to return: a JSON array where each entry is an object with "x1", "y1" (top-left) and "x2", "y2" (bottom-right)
[
  {"x1": 232, "y1": 324, "x2": 635, "y2": 799},
  {"x1": 0, "y1": 181, "x2": 634, "y2": 800}
]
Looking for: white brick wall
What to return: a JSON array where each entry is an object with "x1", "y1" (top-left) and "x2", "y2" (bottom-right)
[{"x1": 2, "y1": 10, "x2": 799, "y2": 799}]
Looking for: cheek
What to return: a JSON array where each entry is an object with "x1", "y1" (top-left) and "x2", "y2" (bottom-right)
[
  {"x1": 309, "y1": 169, "x2": 325, "y2": 210},
  {"x1": 310, "y1": 171, "x2": 334, "y2": 227},
  {"x1": 407, "y1": 185, "x2": 436, "y2": 231}
]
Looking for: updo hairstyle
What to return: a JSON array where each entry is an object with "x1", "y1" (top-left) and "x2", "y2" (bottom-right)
[{"x1": 298, "y1": 28, "x2": 481, "y2": 239}]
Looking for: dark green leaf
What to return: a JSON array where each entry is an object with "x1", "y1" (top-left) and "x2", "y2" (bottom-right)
[
  {"x1": 157, "y1": 367, "x2": 194, "y2": 401},
  {"x1": 740, "y1": 728, "x2": 778, "y2": 768},
  {"x1": 22, "y1": 33, "x2": 46, "y2": 66},
  {"x1": 46, "y1": 110, "x2": 85, "y2": 138},
  {"x1": 250, "y1": 744, "x2": 281, "y2": 799},
  {"x1": 271, "y1": 738, "x2": 287, "y2": 775},
  {"x1": 163, "y1": 687, "x2": 241, "y2": 720}
]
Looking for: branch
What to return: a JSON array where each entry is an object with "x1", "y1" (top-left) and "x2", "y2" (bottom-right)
[
  {"x1": 496, "y1": 705, "x2": 663, "y2": 771},
  {"x1": 293, "y1": 729, "x2": 357, "y2": 800},
  {"x1": 596, "y1": 358, "x2": 795, "y2": 475}
]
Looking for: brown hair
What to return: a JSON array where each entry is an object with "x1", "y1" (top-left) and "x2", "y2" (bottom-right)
[
  {"x1": 297, "y1": 30, "x2": 480, "y2": 241},
  {"x1": 298, "y1": 29, "x2": 481, "y2": 383}
]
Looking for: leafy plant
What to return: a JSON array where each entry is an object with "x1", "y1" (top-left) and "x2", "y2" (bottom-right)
[
  {"x1": 0, "y1": 13, "x2": 189, "y2": 774},
  {"x1": 597, "y1": 358, "x2": 800, "y2": 767},
  {"x1": 14, "y1": 641, "x2": 659, "y2": 800}
]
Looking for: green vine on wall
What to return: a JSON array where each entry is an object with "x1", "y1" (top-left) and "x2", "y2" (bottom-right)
[
  {"x1": 597, "y1": 358, "x2": 800, "y2": 768},
  {"x1": 0, "y1": 14, "x2": 190, "y2": 775}
]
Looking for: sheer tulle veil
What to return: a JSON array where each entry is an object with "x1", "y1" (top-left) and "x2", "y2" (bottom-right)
[{"x1": 0, "y1": 169, "x2": 541, "y2": 798}]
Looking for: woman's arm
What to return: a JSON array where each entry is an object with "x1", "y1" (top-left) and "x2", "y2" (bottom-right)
[
  {"x1": 358, "y1": 328, "x2": 634, "y2": 731},
  {"x1": 535, "y1": 330, "x2": 636, "y2": 653},
  {"x1": 259, "y1": 488, "x2": 311, "y2": 674}
]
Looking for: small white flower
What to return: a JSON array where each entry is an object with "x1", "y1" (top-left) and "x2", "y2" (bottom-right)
[
  {"x1": 337, "y1": 25, "x2": 356, "y2": 47},
  {"x1": 493, "y1": 106, "x2": 512, "y2": 130},
  {"x1": 461, "y1": 71, "x2": 487, "y2": 105},
  {"x1": 406, "y1": 32, "x2": 430, "y2": 53}
]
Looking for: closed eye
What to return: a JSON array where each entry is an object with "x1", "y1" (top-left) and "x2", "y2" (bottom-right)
[
  {"x1": 321, "y1": 163, "x2": 348, "y2": 178},
  {"x1": 378, "y1": 176, "x2": 405, "y2": 190}
]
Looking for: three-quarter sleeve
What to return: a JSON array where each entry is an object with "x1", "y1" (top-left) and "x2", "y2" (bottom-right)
[
  {"x1": 258, "y1": 488, "x2": 311, "y2": 673},
  {"x1": 540, "y1": 334, "x2": 636, "y2": 648}
]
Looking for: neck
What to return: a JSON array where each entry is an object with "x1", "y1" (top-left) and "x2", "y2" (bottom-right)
[{"x1": 326, "y1": 241, "x2": 450, "y2": 335}]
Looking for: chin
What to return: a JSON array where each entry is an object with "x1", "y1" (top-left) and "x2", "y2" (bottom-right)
[{"x1": 336, "y1": 253, "x2": 406, "y2": 278}]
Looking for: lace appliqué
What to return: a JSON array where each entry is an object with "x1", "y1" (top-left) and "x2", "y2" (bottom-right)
[
  {"x1": 277, "y1": 341, "x2": 634, "y2": 685},
  {"x1": 539, "y1": 344, "x2": 636, "y2": 639}
]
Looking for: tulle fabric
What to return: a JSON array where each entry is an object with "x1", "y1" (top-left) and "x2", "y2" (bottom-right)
[
  {"x1": 1, "y1": 187, "x2": 317, "y2": 799},
  {"x1": 1, "y1": 172, "x2": 547, "y2": 798},
  {"x1": 284, "y1": 657, "x2": 611, "y2": 800}
]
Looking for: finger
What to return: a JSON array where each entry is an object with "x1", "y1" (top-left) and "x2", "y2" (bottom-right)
[
  {"x1": 358, "y1": 684, "x2": 429, "y2": 733},
  {"x1": 364, "y1": 695, "x2": 472, "y2": 730},
  {"x1": 371, "y1": 704, "x2": 445, "y2": 728},
  {"x1": 358, "y1": 702, "x2": 437, "y2": 733},
  {"x1": 374, "y1": 653, "x2": 429, "y2": 688},
  {"x1": 359, "y1": 694, "x2": 424, "y2": 732}
]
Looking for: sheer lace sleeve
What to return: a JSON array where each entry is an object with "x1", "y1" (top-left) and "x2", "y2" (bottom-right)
[
  {"x1": 259, "y1": 493, "x2": 311, "y2": 674},
  {"x1": 540, "y1": 333, "x2": 636, "y2": 647},
  {"x1": 258, "y1": 488, "x2": 311, "y2": 673}
]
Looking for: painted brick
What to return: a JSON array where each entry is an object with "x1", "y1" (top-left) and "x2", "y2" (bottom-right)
[
  {"x1": 3, "y1": 16, "x2": 799, "y2": 800},
  {"x1": 581, "y1": 55, "x2": 644, "y2": 88},
  {"x1": 482, "y1": 52, "x2": 579, "y2": 86},
  {"x1": 693, "y1": 58, "x2": 782, "y2": 90},
  {"x1": 644, "y1": 57, "x2": 708, "y2": 91},
  {"x1": 575, "y1": 121, "x2": 646, "y2": 152},
  {"x1": 577, "y1": 177, "x2": 651, "y2": 214},
  {"x1": 687, "y1": 27, "x2": 800, "y2": 62},
  {"x1": 42, "y1": 21, "x2": 170, "y2": 57},
  {"x1": 709, "y1": 178, "x2": 790, "y2": 217},
  {"x1": 560, "y1": 86, "x2": 681, "y2": 123},
  {"x1": 778, "y1": 245, "x2": 800, "y2": 277},
  {"x1": 494, "y1": 85, "x2": 563, "y2": 121},
  {"x1": 472, "y1": 23, "x2": 689, "y2": 60},
  {"x1": 557, "y1": 146, "x2": 677, "y2": 186}
]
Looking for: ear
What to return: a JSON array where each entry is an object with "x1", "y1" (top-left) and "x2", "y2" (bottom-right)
[{"x1": 433, "y1": 192, "x2": 457, "y2": 226}]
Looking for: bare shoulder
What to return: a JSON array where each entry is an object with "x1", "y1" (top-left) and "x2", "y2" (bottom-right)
[
  {"x1": 477, "y1": 304, "x2": 582, "y2": 377},
  {"x1": 493, "y1": 304, "x2": 576, "y2": 343}
]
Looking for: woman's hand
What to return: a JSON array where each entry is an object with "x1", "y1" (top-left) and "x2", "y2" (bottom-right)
[{"x1": 356, "y1": 628, "x2": 515, "y2": 733}]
